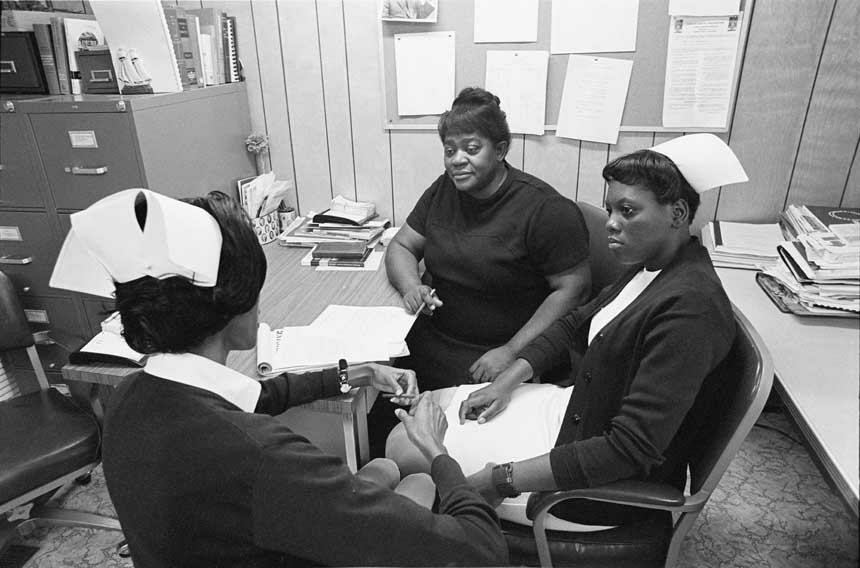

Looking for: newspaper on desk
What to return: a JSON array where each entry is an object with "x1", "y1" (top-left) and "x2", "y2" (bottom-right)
[{"x1": 256, "y1": 305, "x2": 417, "y2": 375}]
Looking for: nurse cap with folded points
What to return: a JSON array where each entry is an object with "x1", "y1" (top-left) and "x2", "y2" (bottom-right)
[
  {"x1": 648, "y1": 133, "x2": 748, "y2": 193},
  {"x1": 49, "y1": 189, "x2": 222, "y2": 298}
]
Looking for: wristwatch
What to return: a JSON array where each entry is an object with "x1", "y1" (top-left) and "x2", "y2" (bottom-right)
[
  {"x1": 338, "y1": 358, "x2": 350, "y2": 393},
  {"x1": 491, "y1": 462, "x2": 521, "y2": 498}
]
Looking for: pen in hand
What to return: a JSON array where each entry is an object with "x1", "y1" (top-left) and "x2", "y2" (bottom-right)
[{"x1": 416, "y1": 288, "x2": 437, "y2": 316}]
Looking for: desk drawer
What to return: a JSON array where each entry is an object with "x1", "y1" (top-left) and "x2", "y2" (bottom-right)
[
  {"x1": 0, "y1": 113, "x2": 47, "y2": 208},
  {"x1": 30, "y1": 113, "x2": 144, "y2": 210},
  {"x1": 0, "y1": 210, "x2": 60, "y2": 296},
  {"x1": 7, "y1": 295, "x2": 84, "y2": 372}
]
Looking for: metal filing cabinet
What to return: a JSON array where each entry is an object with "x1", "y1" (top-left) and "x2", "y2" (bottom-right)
[{"x1": 0, "y1": 83, "x2": 256, "y2": 385}]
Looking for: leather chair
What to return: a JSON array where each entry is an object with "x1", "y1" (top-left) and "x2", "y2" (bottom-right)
[
  {"x1": 0, "y1": 271, "x2": 123, "y2": 553},
  {"x1": 576, "y1": 201, "x2": 625, "y2": 299},
  {"x1": 503, "y1": 307, "x2": 774, "y2": 567}
]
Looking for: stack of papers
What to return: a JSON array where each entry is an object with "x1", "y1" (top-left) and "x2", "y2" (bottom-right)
[
  {"x1": 702, "y1": 221, "x2": 783, "y2": 269},
  {"x1": 237, "y1": 172, "x2": 293, "y2": 219},
  {"x1": 756, "y1": 204, "x2": 860, "y2": 317},
  {"x1": 256, "y1": 305, "x2": 417, "y2": 375}
]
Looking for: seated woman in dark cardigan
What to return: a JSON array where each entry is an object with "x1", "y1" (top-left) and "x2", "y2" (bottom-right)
[
  {"x1": 387, "y1": 133, "x2": 749, "y2": 530},
  {"x1": 49, "y1": 189, "x2": 507, "y2": 567}
]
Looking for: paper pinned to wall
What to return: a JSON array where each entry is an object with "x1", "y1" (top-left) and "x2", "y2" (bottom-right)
[
  {"x1": 88, "y1": 0, "x2": 182, "y2": 93},
  {"x1": 662, "y1": 15, "x2": 742, "y2": 128},
  {"x1": 669, "y1": 0, "x2": 740, "y2": 16},
  {"x1": 550, "y1": 0, "x2": 639, "y2": 54},
  {"x1": 485, "y1": 50, "x2": 549, "y2": 135},
  {"x1": 473, "y1": 0, "x2": 538, "y2": 43},
  {"x1": 394, "y1": 31, "x2": 456, "y2": 116},
  {"x1": 556, "y1": 55, "x2": 633, "y2": 145}
]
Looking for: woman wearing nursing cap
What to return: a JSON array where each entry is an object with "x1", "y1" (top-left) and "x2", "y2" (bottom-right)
[
  {"x1": 50, "y1": 190, "x2": 508, "y2": 566},
  {"x1": 387, "y1": 134, "x2": 749, "y2": 531}
]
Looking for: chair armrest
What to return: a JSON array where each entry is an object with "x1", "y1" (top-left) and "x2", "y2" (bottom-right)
[{"x1": 526, "y1": 480, "x2": 685, "y2": 520}]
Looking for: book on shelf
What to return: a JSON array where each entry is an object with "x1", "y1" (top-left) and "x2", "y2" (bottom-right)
[
  {"x1": 187, "y1": 8, "x2": 225, "y2": 84},
  {"x1": 162, "y1": 6, "x2": 196, "y2": 90},
  {"x1": 221, "y1": 13, "x2": 240, "y2": 83},
  {"x1": 49, "y1": 16, "x2": 71, "y2": 94},
  {"x1": 31, "y1": 23, "x2": 60, "y2": 94},
  {"x1": 313, "y1": 195, "x2": 377, "y2": 226}
]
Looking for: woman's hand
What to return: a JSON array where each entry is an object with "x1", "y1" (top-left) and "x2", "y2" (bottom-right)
[
  {"x1": 369, "y1": 364, "x2": 419, "y2": 407},
  {"x1": 402, "y1": 285, "x2": 442, "y2": 316},
  {"x1": 466, "y1": 463, "x2": 504, "y2": 508},
  {"x1": 468, "y1": 345, "x2": 515, "y2": 383},
  {"x1": 458, "y1": 383, "x2": 513, "y2": 424},
  {"x1": 395, "y1": 393, "x2": 448, "y2": 463}
]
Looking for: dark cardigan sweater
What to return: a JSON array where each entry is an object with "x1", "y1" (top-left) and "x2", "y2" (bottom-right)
[
  {"x1": 519, "y1": 238, "x2": 736, "y2": 525},
  {"x1": 103, "y1": 368, "x2": 507, "y2": 567}
]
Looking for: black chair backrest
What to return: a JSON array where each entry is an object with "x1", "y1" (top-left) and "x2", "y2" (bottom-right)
[
  {"x1": 0, "y1": 271, "x2": 34, "y2": 351},
  {"x1": 688, "y1": 310, "x2": 771, "y2": 493},
  {"x1": 576, "y1": 202, "x2": 624, "y2": 298}
]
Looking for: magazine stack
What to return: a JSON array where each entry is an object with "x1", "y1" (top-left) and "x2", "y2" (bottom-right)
[{"x1": 756, "y1": 204, "x2": 859, "y2": 317}]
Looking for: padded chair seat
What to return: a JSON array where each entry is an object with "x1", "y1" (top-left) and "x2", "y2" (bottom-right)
[
  {"x1": 0, "y1": 389, "x2": 100, "y2": 505},
  {"x1": 503, "y1": 514, "x2": 672, "y2": 568}
]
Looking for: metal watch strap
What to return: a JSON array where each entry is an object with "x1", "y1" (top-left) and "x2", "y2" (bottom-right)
[
  {"x1": 338, "y1": 358, "x2": 350, "y2": 393},
  {"x1": 492, "y1": 462, "x2": 521, "y2": 498}
]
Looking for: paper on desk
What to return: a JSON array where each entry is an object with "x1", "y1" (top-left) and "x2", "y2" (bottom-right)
[
  {"x1": 311, "y1": 305, "x2": 417, "y2": 359},
  {"x1": 256, "y1": 322, "x2": 394, "y2": 375}
]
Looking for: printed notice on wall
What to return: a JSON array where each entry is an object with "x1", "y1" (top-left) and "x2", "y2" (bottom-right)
[
  {"x1": 474, "y1": 0, "x2": 538, "y2": 43},
  {"x1": 556, "y1": 55, "x2": 633, "y2": 145},
  {"x1": 394, "y1": 31, "x2": 456, "y2": 116},
  {"x1": 662, "y1": 14, "x2": 742, "y2": 128},
  {"x1": 485, "y1": 50, "x2": 549, "y2": 135}
]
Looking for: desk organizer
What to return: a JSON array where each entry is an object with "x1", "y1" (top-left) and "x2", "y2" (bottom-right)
[{"x1": 253, "y1": 211, "x2": 280, "y2": 244}]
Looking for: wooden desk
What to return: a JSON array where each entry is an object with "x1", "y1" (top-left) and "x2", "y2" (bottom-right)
[
  {"x1": 61, "y1": 245, "x2": 402, "y2": 472},
  {"x1": 716, "y1": 268, "x2": 859, "y2": 516}
]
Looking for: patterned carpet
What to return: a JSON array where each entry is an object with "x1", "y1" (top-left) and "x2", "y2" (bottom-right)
[{"x1": 5, "y1": 407, "x2": 858, "y2": 567}]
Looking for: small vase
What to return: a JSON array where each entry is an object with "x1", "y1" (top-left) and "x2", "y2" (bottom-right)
[{"x1": 254, "y1": 151, "x2": 272, "y2": 175}]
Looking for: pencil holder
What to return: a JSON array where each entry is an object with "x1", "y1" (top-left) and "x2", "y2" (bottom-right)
[{"x1": 252, "y1": 211, "x2": 280, "y2": 245}]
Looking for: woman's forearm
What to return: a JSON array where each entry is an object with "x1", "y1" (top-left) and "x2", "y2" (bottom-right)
[{"x1": 384, "y1": 241, "x2": 423, "y2": 296}]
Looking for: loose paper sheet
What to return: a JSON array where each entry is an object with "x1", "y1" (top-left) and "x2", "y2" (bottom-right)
[
  {"x1": 485, "y1": 50, "x2": 549, "y2": 135},
  {"x1": 556, "y1": 55, "x2": 633, "y2": 144},
  {"x1": 395, "y1": 31, "x2": 456, "y2": 116},
  {"x1": 474, "y1": 0, "x2": 538, "y2": 43},
  {"x1": 668, "y1": 0, "x2": 740, "y2": 16},
  {"x1": 662, "y1": 15, "x2": 742, "y2": 128},
  {"x1": 550, "y1": 0, "x2": 639, "y2": 54}
]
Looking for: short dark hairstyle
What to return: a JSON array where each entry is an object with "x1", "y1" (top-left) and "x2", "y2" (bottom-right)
[
  {"x1": 115, "y1": 191, "x2": 267, "y2": 354},
  {"x1": 437, "y1": 87, "x2": 511, "y2": 147},
  {"x1": 602, "y1": 149, "x2": 701, "y2": 222}
]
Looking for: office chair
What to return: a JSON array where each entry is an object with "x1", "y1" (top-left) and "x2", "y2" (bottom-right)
[
  {"x1": 502, "y1": 307, "x2": 774, "y2": 567},
  {"x1": 0, "y1": 271, "x2": 123, "y2": 554},
  {"x1": 576, "y1": 201, "x2": 624, "y2": 298}
]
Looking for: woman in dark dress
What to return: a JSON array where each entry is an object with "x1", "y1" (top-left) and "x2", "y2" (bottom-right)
[{"x1": 385, "y1": 87, "x2": 592, "y2": 390}]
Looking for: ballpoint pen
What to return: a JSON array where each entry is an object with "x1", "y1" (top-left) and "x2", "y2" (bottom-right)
[{"x1": 416, "y1": 288, "x2": 437, "y2": 315}]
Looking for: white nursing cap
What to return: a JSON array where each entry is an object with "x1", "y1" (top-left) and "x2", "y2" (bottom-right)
[
  {"x1": 649, "y1": 133, "x2": 748, "y2": 194},
  {"x1": 50, "y1": 189, "x2": 222, "y2": 298}
]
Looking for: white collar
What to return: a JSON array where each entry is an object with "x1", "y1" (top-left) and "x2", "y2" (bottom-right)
[{"x1": 144, "y1": 352, "x2": 262, "y2": 412}]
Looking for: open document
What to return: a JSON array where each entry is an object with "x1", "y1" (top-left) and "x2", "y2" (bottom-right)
[{"x1": 256, "y1": 305, "x2": 417, "y2": 375}]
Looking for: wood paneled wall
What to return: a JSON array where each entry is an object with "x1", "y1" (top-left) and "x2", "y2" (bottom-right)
[{"x1": 172, "y1": 0, "x2": 860, "y2": 229}]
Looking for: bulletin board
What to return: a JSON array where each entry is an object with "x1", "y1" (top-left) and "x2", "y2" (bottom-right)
[{"x1": 379, "y1": 0, "x2": 752, "y2": 132}]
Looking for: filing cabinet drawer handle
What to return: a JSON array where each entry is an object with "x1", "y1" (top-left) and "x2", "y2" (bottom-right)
[
  {"x1": 68, "y1": 166, "x2": 109, "y2": 175},
  {"x1": 0, "y1": 254, "x2": 33, "y2": 265}
]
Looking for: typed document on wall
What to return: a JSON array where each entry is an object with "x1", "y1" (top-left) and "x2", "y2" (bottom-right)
[{"x1": 662, "y1": 14, "x2": 742, "y2": 128}]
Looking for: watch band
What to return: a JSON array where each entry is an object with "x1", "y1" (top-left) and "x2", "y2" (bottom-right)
[
  {"x1": 338, "y1": 358, "x2": 350, "y2": 393},
  {"x1": 492, "y1": 462, "x2": 521, "y2": 498}
]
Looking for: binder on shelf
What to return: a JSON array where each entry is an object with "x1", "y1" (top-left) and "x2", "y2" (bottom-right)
[
  {"x1": 221, "y1": 13, "x2": 240, "y2": 83},
  {"x1": 187, "y1": 8, "x2": 225, "y2": 84},
  {"x1": 49, "y1": 16, "x2": 71, "y2": 94},
  {"x1": 32, "y1": 23, "x2": 61, "y2": 94}
]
